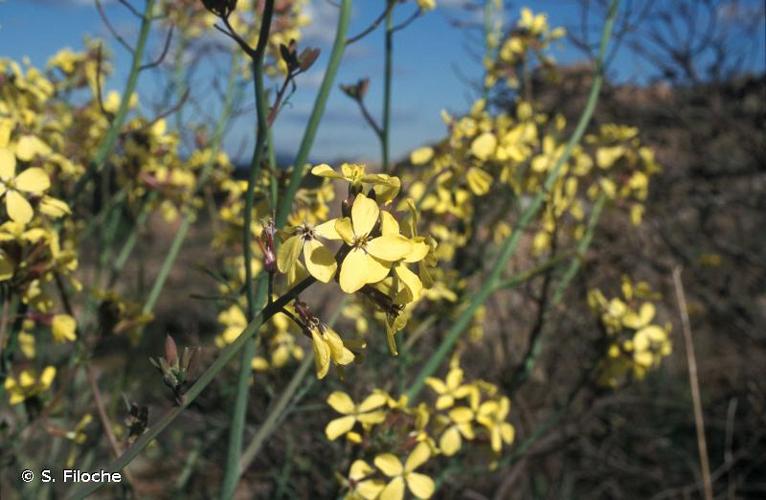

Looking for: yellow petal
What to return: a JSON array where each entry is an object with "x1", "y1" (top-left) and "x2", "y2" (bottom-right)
[
  {"x1": 303, "y1": 239, "x2": 337, "y2": 283},
  {"x1": 327, "y1": 390, "x2": 356, "y2": 413},
  {"x1": 448, "y1": 406, "x2": 474, "y2": 424},
  {"x1": 322, "y1": 327, "x2": 354, "y2": 365},
  {"x1": 6, "y1": 190, "x2": 34, "y2": 224},
  {"x1": 39, "y1": 196, "x2": 71, "y2": 218},
  {"x1": 52, "y1": 314, "x2": 77, "y2": 342},
  {"x1": 310, "y1": 163, "x2": 342, "y2": 178},
  {"x1": 356, "y1": 410, "x2": 386, "y2": 425},
  {"x1": 276, "y1": 235, "x2": 302, "y2": 275},
  {"x1": 374, "y1": 454, "x2": 404, "y2": 477},
  {"x1": 351, "y1": 194, "x2": 379, "y2": 237},
  {"x1": 324, "y1": 415, "x2": 356, "y2": 440},
  {"x1": 596, "y1": 145, "x2": 625, "y2": 169},
  {"x1": 379, "y1": 477, "x2": 405, "y2": 500},
  {"x1": 394, "y1": 264, "x2": 422, "y2": 301},
  {"x1": 470, "y1": 132, "x2": 497, "y2": 161},
  {"x1": 410, "y1": 146, "x2": 434, "y2": 165},
  {"x1": 314, "y1": 219, "x2": 341, "y2": 240},
  {"x1": 366, "y1": 235, "x2": 412, "y2": 261},
  {"x1": 379, "y1": 210, "x2": 400, "y2": 236},
  {"x1": 364, "y1": 254, "x2": 391, "y2": 284},
  {"x1": 439, "y1": 426, "x2": 462, "y2": 456},
  {"x1": 14, "y1": 167, "x2": 50, "y2": 193},
  {"x1": 406, "y1": 472, "x2": 435, "y2": 499},
  {"x1": 350, "y1": 459, "x2": 375, "y2": 480},
  {"x1": 405, "y1": 442, "x2": 431, "y2": 472},
  {"x1": 0, "y1": 148, "x2": 16, "y2": 180},
  {"x1": 15, "y1": 135, "x2": 51, "y2": 162},
  {"x1": 334, "y1": 217, "x2": 355, "y2": 245},
  {"x1": 358, "y1": 392, "x2": 387, "y2": 412},
  {"x1": 357, "y1": 479, "x2": 386, "y2": 500},
  {"x1": 311, "y1": 330, "x2": 331, "y2": 379},
  {"x1": 39, "y1": 366, "x2": 56, "y2": 389},
  {"x1": 404, "y1": 239, "x2": 429, "y2": 263},
  {"x1": 466, "y1": 167, "x2": 492, "y2": 195},
  {"x1": 339, "y1": 248, "x2": 369, "y2": 293}
]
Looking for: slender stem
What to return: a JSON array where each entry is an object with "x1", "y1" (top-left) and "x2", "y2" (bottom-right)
[
  {"x1": 381, "y1": 1, "x2": 393, "y2": 172},
  {"x1": 108, "y1": 193, "x2": 157, "y2": 287},
  {"x1": 238, "y1": 297, "x2": 348, "y2": 472},
  {"x1": 66, "y1": 277, "x2": 316, "y2": 500},
  {"x1": 404, "y1": 0, "x2": 620, "y2": 402},
  {"x1": 142, "y1": 217, "x2": 191, "y2": 315},
  {"x1": 72, "y1": 0, "x2": 156, "y2": 199},
  {"x1": 493, "y1": 251, "x2": 576, "y2": 291},
  {"x1": 275, "y1": 0, "x2": 352, "y2": 228},
  {"x1": 508, "y1": 194, "x2": 606, "y2": 391},
  {"x1": 673, "y1": 267, "x2": 714, "y2": 500},
  {"x1": 221, "y1": 2, "x2": 276, "y2": 496},
  {"x1": 138, "y1": 53, "x2": 241, "y2": 316},
  {"x1": 238, "y1": 355, "x2": 312, "y2": 473}
]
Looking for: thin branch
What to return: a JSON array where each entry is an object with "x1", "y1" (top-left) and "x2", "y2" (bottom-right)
[
  {"x1": 126, "y1": 88, "x2": 190, "y2": 135},
  {"x1": 140, "y1": 26, "x2": 174, "y2": 71},
  {"x1": 117, "y1": 0, "x2": 143, "y2": 19},
  {"x1": 356, "y1": 98, "x2": 383, "y2": 138},
  {"x1": 346, "y1": 2, "x2": 395, "y2": 45},
  {"x1": 94, "y1": 44, "x2": 111, "y2": 119},
  {"x1": 86, "y1": 366, "x2": 139, "y2": 490},
  {"x1": 95, "y1": 0, "x2": 135, "y2": 54},
  {"x1": 391, "y1": 7, "x2": 423, "y2": 33}
]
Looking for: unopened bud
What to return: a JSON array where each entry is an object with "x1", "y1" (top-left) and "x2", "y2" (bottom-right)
[{"x1": 201, "y1": 0, "x2": 237, "y2": 17}]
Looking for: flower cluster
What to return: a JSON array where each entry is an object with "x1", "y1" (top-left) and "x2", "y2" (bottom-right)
[
  {"x1": 588, "y1": 276, "x2": 672, "y2": 386},
  {"x1": 487, "y1": 8, "x2": 567, "y2": 89},
  {"x1": 327, "y1": 361, "x2": 515, "y2": 499}
]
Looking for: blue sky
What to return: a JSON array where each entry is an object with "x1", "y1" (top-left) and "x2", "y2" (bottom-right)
[{"x1": 1, "y1": 0, "x2": 764, "y2": 165}]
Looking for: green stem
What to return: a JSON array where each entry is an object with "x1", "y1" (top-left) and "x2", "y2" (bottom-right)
[
  {"x1": 237, "y1": 297, "x2": 348, "y2": 472},
  {"x1": 508, "y1": 193, "x2": 606, "y2": 391},
  {"x1": 381, "y1": 1, "x2": 393, "y2": 172},
  {"x1": 138, "y1": 53, "x2": 241, "y2": 316},
  {"x1": 275, "y1": 0, "x2": 352, "y2": 228},
  {"x1": 221, "y1": 2, "x2": 276, "y2": 496},
  {"x1": 404, "y1": 0, "x2": 619, "y2": 402},
  {"x1": 238, "y1": 355, "x2": 313, "y2": 473},
  {"x1": 493, "y1": 251, "x2": 575, "y2": 291},
  {"x1": 72, "y1": 0, "x2": 156, "y2": 198},
  {"x1": 66, "y1": 277, "x2": 316, "y2": 500},
  {"x1": 108, "y1": 193, "x2": 157, "y2": 287}
]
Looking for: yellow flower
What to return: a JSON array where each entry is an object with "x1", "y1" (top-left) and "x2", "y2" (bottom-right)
[
  {"x1": 425, "y1": 367, "x2": 474, "y2": 410},
  {"x1": 379, "y1": 211, "x2": 429, "y2": 304},
  {"x1": 216, "y1": 304, "x2": 247, "y2": 347},
  {"x1": 4, "y1": 366, "x2": 56, "y2": 405},
  {"x1": 416, "y1": 0, "x2": 436, "y2": 12},
  {"x1": 277, "y1": 221, "x2": 339, "y2": 283},
  {"x1": 476, "y1": 396, "x2": 515, "y2": 453},
  {"x1": 374, "y1": 442, "x2": 435, "y2": 500},
  {"x1": 325, "y1": 390, "x2": 388, "y2": 442},
  {"x1": 470, "y1": 132, "x2": 497, "y2": 161},
  {"x1": 310, "y1": 323, "x2": 355, "y2": 379},
  {"x1": 409, "y1": 147, "x2": 434, "y2": 165},
  {"x1": 344, "y1": 460, "x2": 385, "y2": 500},
  {"x1": 518, "y1": 8, "x2": 548, "y2": 36},
  {"x1": 0, "y1": 147, "x2": 51, "y2": 224},
  {"x1": 334, "y1": 194, "x2": 412, "y2": 293},
  {"x1": 439, "y1": 399, "x2": 477, "y2": 456},
  {"x1": 52, "y1": 314, "x2": 77, "y2": 342},
  {"x1": 311, "y1": 163, "x2": 400, "y2": 203}
]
